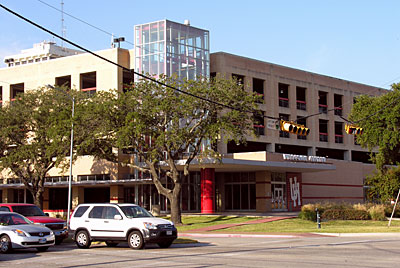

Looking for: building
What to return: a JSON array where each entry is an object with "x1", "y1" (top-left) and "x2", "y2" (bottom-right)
[{"x1": 0, "y1": 20, "x2": 386, "y2": 216}]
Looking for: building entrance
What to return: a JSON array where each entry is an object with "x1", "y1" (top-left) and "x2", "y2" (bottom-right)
[{"x1": 271, "y1": 172, "x2": 287, "y2": 211}]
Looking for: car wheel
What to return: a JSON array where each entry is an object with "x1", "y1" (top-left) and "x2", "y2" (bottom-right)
[
  {"x1": 75, "y1": 230, "x2": 91, "y2": 249},
  {"x1": 55, "y1": 239, "x2": 63, "y2": 245},
  {"x1": 0, "y1": 235, "x2": 12, "y2": 253},
  {"x1": 37, "y1": 246, "x2": 49, "y2": 252},
  {"x1": 105, "y1": 242, "x2": 119, "y2": 247},
  {"x1": 157, "y1": 241, "x2": 173, "y2": 248},
  {"x1": 128, "y1": 231, "x2": 144, "y2": 250}
]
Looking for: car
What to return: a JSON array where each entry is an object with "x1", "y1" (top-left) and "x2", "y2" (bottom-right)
[
  {"x1": 0, "y1": 203, "x2": 68, "y2": 245},
  {"x1": 69, "y1": 203, "x2": 177, "y2": 250},
  {"x1": 0, "y1": 211, "x2": 55, "y2": 253}
]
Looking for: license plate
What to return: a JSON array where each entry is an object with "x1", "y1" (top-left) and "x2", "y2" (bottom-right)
[
  {"x1": 38, "y1": 238, "x2": 47, "y2": 244},
  {"x1": 166, "y1": 230, "x2": 172, "y2": 235}
]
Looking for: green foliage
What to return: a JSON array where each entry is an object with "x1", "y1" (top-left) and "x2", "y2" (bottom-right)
[
  {"x1": 322, "y1": 209, "x2": 370, "y2": 220},
  {"x1": 349, "y1": 83, "x2": 400, "y2": 202},
  {"x1": 298, "y1": 210, "x2": 316, "y2": 221},
  {"x1": 368, "y1": 204, "x2": 386, "y2": 221}
]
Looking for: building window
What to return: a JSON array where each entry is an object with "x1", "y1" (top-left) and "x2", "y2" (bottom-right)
[
  {"x1": 334, "y1": 94, "x2": 343, "y2": 116},
  {"x1": 335, "y1": 121, "x2": 343, "y2": 143},
  {"x1": 123, "y1": 69, "x2": 135, "y2": 92},
  {"x1": 0, "y1": 86, "x2": 2, "y2": 108},
  {"x1": 319, "y1": 119, "x2": 328, "y2": 142},
  {"x1": 224, "y1": 172, "x2": 256, "y2": 211},
  {"x1": 297, "y1": 117, "x2": 307, "y2": 140},
  {"x1": 279, "y1": 114, "x2": 290, "y2": 138},
  {"x1": 253, "y1": 112, "x2": 265, "y2": 136},
  {"x1": 81, "y1": 72, "x2": 96, "y2": 96},
  {"x1": 296, "y1": 86, "x2": 306, "y2": 110},
  {"x1": 278, "y1": 83, "x2": 289, "y2": 108},
  {"x1": 55, "y1": 75, "x2": 71, "y2": 89},
  {"x1": 318, "y1": 91, "x2": 328, "y2": 114},
  {"x1": 78, "y1": 174, "x2": 110, "y2": 182},
  {"x1": 253, "y1": 78, "x2": 264, "y2": 103},
  {"x1": 10, "y1": 83, "x2": 24, "y2": 102},
  {"x1": 232, "y1": 74, "x2": 245, "y2": 89}
]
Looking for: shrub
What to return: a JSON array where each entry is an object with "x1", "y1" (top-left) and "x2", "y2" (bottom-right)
[
  {"x1": 299, "y1": 210, "x2": 316, "y2": 221},
  {"x1": 322, "y1": 209, "x2": 369, "y2": 220},
  {"x1": 369, "y1": 204, "x2": 386, "y2": 221}
]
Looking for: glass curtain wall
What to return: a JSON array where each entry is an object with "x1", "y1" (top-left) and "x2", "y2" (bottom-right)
[{"x1": 135, "y1": 20, "x2": 209, "y2": 80}]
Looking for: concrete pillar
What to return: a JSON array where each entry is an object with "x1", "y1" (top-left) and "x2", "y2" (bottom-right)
[
  {"x1": 72, "y1": 186, "x2": 84, "y2": 209},
  {"x1": 308, "y1": 147, "x2": 316, "y2": 156},
  {"x1": 201, "y1": 168, "x2": 215, "y2": 213},
  {"x1": 256, "y1": 171, "x2": 272, "y2": 212},
  {"x1": 344, "y1": 150, "x2": 350, "y2": 161},
  {"x1": 110, "y1": 185, "x2": 124, "y2": 203},
  {"x1": 266, "y1": 143, "x2": 275, "y2": 153}
]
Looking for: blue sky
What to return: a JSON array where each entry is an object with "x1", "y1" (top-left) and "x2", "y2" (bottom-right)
[{"x1": 0, "y1": 0, "x2": 399, "y2": 89}]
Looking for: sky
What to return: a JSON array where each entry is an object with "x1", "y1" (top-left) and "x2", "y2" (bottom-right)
[{"x1": 0, "y1": 0, "x2": 399, "y2": 89}]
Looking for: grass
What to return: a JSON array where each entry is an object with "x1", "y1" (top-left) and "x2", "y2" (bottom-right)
[{"x1": 213, "y1": 218, "x2": 400, "y2": 233}]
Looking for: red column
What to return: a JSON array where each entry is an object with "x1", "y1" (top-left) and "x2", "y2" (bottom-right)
[{"x1": 201, "y1": 168, "x2": 215, "y2": 214}]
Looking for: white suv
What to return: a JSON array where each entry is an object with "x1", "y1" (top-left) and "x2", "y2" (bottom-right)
[{"x1": 69, "y1": 203, "x2": 177, "y2": 249}]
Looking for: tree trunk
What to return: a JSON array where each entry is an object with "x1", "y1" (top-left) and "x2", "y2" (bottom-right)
[
  {"x1": 33, "y1": 189, "x2": 44, "y2": 209},
  {"x1": 170, "y1": 193, "x2": 182, "y2": 224}
]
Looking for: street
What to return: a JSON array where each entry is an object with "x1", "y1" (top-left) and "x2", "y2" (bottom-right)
[{"x1": 1, "y1": 233, "x2": 400, "y2": 267}]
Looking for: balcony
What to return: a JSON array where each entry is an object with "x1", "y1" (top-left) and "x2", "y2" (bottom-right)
[
  {"x1": 319, "y1": 104, "x2": 328, "y2": 114},
  {"x1": 82, "y1": 87, "x2": 97, "y2": 96},
  {"x1": 335, "y1": 134, "x2": 343, "y2": 144}
]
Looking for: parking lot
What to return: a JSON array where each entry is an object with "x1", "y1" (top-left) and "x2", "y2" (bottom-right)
[{"x1": 1, "y1": 233, "x2": 400, "y2": 267}]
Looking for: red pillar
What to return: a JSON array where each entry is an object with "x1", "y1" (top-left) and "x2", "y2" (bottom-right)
[{"x1": 201, "y1": 168, "x2": 215, "y2": 214}]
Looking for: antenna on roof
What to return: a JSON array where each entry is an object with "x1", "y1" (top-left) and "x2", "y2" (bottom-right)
[{"x1": 61, "y1": 0, "x2": 66, "y2": 48}]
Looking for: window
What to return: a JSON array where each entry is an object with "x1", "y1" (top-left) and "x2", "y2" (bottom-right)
[
  {"x1": 253, "y1": 112, "x2": 265, "y2": 136},
  {"x1": 253, "y1": 78, "x2": 264, "y2": 103},
  {"x1": 335, "y1": 121, "x2": 343, "y2": 143},
  {"x1": 73, "y1": 206, "x2": 89, "y2": 218},
  {"x1": 0, "y1": 207, "x2": 10, "y2": 212},
  {"x1": 279, "y1": 114, "x2": 290, "y2": 138},
  {"x1": 123, "y1": 69, "x2": 135, "y2": 92},
  {"x1": 10, "y1": 83, "x2": 24, "y2": 101},
  {"x1": 89, "y1": 206, "x2": 104, "y2": 218},
  {"x1": 278, "y1": 83, "x2": 289, "y2": 108},
  {"x1": 334, "y1": 94, "x2": 343, "y2": 116},
  {"x1": 319, "y1": 119, "x2": 328, "y2": 142},
  {"x1": 80, "y1": 72, "x2": 96, "y2": 96},
  {"x1": 318, "y1": 91, "x2": 328, "y2": 114},
  {"x1": 55, "y1": 75, "x2": 71, "y2": 89},
  {"x1": 232, "y1": 74, "x2": 244, "y2": 89},
  {"x1": 296, "y1": 86, "x2": 306, "y2": 110},
  {"x1": 297, "y1": 117, "x2": 307, "y2": 140}
]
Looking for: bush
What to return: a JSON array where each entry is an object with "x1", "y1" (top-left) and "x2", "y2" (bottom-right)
[
  {"x1": 322, "y1": 209, "x2": 369, "y2": 220},
  {"x1": 298, "y1": 210, "x2": 316, "y2": 221},
  {"x1": 369, "y1": 204, "x2": 386, "y2": 221}
]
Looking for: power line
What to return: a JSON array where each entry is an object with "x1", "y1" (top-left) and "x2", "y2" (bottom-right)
[{"x1": 0, "y1": 4, "x2": 275, "y2": 119}]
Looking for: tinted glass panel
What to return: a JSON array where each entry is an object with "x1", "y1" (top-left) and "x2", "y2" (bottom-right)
[{"x1": 73, "y1": 206, "x2": 89, "y2": 218}]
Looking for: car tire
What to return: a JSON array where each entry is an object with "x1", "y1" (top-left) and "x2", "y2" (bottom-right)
[
  {"x1": 105, "y1": 242, "x2": 119, "y2": 247},
  {"x1": 128, "y1": 231, "x2": 144, "y2": 250},
  {"x1": 75, "y1": 230, "x2": 91, "y2": 249},
  {"x1": 0, "y1": 235, "x2": 12, "y2": 253},
  {"x1": 157, "y1": 241, "x2": 173, "y2": 248},
  {"x1": 37, "y1": 246, "x2": 49, "y2": 252},
  {"x1": 55, "y1": 239, "x2": 63, "y2": 245}
]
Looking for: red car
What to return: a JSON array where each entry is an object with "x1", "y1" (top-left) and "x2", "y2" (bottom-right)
[{"x1": 0, "y1": 203, "x2": 68, "y2": 245}]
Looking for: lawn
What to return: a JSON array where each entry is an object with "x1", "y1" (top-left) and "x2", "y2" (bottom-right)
[{"x1": 173, "y1": 216, "x2": 400, "y2": 233}]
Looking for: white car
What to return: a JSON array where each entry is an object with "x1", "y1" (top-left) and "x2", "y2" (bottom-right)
[
  {"x1": 0, "y1": 212, "x2": 55, "y2": 253},
  {"x1": 70, "y1": 203, "x2": 177, "y2": 249}
]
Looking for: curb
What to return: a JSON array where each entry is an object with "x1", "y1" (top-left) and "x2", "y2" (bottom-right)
[{"x1": 179, "y1": 233, "x2": 297, "y2": 238}]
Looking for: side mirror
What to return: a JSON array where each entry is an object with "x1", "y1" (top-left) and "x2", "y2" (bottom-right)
[
  {"x1": 45, "y1": 213, "x2": 49, "y2": 216},
  {"x1": 114, "y1": 215, "x2": 122, "y2": 220}
]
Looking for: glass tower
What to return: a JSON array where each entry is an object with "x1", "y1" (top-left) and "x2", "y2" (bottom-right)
[{"x1": 134, "y1": 20, "x2": 210, "y2": 80}]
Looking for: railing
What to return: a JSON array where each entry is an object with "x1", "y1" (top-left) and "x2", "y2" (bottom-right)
[
  {"x1": 319, "y1": 132, "x2": 328, "y2": 142},
  {"x1": 296, "y1": 100, "x2": 306, "y2": 110},
  {"x1": 253, "y1": 125, "x2": 265, "y2": 136},
  {"x1": 82, "y1": 87, "x2": 97, "y2": 96},
  {"x1": 279, "y1": 97, "x2": 289, "y2": 108},
  {"x1": 335, "y1": 134, "x2": 343, "y2": 144},
  {"x1": 318, "y1": 104, "x2": 328, "y2": 114},
  {"x1": 334, "y1": 107, "x2": 343, "y2": 116}
]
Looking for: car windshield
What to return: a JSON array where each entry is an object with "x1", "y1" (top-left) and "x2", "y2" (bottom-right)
[
  {"x1": 0, "y1": 213, "x2": 30, "y2": 226},
  {"x1": 12, "y1": 205, "x2": 46, "y2": 216},
  {"x1": 120, "y1": 206, "x2": 153, "y2": 218}
]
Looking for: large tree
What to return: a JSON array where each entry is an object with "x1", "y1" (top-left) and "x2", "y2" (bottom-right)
[
  {"x1": 0, "y1": 87, "x2": 86, "y2": 208},
  {"x1": 82, "y1": 75, "x2": 259, "y2": 224},
  {"x1": 349, "y1": 83, "x2": 400, "y2": 201}
]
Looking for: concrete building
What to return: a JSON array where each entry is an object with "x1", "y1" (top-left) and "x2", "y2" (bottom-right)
[{"x1": 0, "y1": 20, "x2": 386, "y2": 216}]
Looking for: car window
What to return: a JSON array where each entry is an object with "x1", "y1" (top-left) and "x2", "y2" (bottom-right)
[
  {"x1": 120, "y1": 206, "x2": 152, "y2": 218},
  {"x1": 11, "y1": 205, "x2": 46, "y2": 216},
  {"x1": 73, "y1": 206, "x2": 89, "y2": 218},
  {"x1": 0, "y1": 213, "x2": 30, "y2": 226},
  {"x1": 88, "y1": 206, "x2": 104, "y2": 219},
  {"x1": 0, "y1": 207, "x2": 10, "y2": 212},
  {"x1": 103, "y1": 207, "x2": 121, "y2": 219}
]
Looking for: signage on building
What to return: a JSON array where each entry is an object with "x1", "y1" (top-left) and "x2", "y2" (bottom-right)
[
  {"x1": 266, "y1": 119, "x2": 280, "y2": 130},
  {"x1": 283, "y1": 154, "x2": 326, "y2": 163},
  {"x1": 290, "y1": 177, "x2": 301, "y2": 207}
]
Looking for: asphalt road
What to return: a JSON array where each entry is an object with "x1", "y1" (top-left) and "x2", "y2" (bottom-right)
[{"x1": 1, "y1": 233, "x2": 400, "y2": 267}]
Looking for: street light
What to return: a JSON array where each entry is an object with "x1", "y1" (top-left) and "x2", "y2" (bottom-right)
[{"x1": 48, "y1": 85, "x2": 74, "y2": 228}]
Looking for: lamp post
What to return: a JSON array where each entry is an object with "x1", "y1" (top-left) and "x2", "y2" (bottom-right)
[{"x1": 48, "y1": 85, "x2": 74, "y2": 228}]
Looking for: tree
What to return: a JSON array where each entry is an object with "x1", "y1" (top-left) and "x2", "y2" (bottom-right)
[
  {"x1": 0, "y1": 87, "x2": 85, "y2": 208},
  {"x1": 349, "y1": 83, "x2": 400, "y2": 201},
  {"x1": 83, "y1": 75, "x2": 259, "y2": 224}
]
